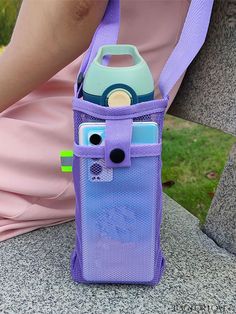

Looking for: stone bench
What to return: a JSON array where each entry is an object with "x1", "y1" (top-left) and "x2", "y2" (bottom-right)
[{"x1": 0, "y1": 1, "x2": 235, "y2": 313}]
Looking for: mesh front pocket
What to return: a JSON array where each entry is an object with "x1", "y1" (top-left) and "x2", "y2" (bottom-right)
[{"x1": 77, "y1": 155, "x2": 162, "y2": 282}]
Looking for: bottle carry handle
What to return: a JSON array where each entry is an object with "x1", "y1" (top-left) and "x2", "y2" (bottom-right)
[{"x1": 95, "y1": 44, "x2": 143, "y2": 66}]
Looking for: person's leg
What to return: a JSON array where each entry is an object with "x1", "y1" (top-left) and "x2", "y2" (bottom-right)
[{"x1": 0, "y1": 53, "x2": 83, "y2": 241}]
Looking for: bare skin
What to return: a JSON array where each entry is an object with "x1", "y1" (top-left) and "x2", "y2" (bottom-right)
[{"x1": 0, "y1": 0, "x2": 109, "y2": 113}]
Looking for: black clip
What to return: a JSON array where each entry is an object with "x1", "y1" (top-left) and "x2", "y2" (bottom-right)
[{"x1": 77, "y1": 73, "x2": 84, "y2": 97}]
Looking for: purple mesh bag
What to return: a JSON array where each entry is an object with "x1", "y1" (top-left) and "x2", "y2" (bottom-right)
[{"x1": 70, "y1": 0, "x2": 213, "y2": 285}]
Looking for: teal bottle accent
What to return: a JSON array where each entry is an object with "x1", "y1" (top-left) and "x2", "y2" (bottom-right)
[
  {"x1": 82, "y1": 45, "x2": 154, "y2": 106},
  {"x1": 83, "y1": 85, "x2": 154, "y2": 106}
]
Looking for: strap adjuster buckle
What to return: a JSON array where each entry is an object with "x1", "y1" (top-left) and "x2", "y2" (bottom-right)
[
  {"x1": 77, "y1": 73, "x2": 84, "y2": 97},
  {"x1": 77, "y1": 72, "x2": 84, "y2": 87}
]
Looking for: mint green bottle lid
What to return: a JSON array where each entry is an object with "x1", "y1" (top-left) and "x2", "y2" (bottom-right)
[{"x1": 82, "y1": 45, "x2": 154, "y2": 103}]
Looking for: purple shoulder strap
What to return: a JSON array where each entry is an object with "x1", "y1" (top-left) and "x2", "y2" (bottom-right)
[
  {"x1": 158, "y1": 0, "x2": 214, "y2": 97},
  {"x1": 74, "y1": 0, "x2": 214, "y2": 99}
]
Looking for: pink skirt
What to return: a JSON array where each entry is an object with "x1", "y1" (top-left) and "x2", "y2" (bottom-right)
[{"x1": 0, "y1": 0, "x2": 189, "y2": 241}]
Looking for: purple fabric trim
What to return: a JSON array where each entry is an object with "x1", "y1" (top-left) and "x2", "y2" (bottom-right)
[
  {"x1": 72, "y1": 97, "x2": 169, "y2": 119},
  {"x1": 73, "y1": 142, "x2": 162, "y2": 158},
  {"x1": 105, "y1": 119, "x2": 132, "y2": 168}
]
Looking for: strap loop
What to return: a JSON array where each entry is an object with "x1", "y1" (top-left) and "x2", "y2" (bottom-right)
[
  {"x1": 74, "y1": 142, "x2": 162, "y2": 159},
  {"x1": 105, "y1": 119, "x2": 132, "y2": 168},
  {"x1": 72, "y1": 97, "x2": 168, "y2": 119}
]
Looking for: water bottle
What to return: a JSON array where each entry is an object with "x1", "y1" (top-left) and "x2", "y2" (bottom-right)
[{"x1": 75, "y1": 45, "x2": 160, "y2": 283}]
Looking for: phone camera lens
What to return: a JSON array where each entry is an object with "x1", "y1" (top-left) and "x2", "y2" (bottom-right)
[
  {"x1": 90, "y1": 163, "x2": 102, "y2": 175},
  {"x1": 89, "y1": 133, "x2": 102, "y2": 145}
]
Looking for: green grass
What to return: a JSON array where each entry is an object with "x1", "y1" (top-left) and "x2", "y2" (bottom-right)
[{"x1": 162, "y1": 114, "x2": 235, "y2": 224}]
